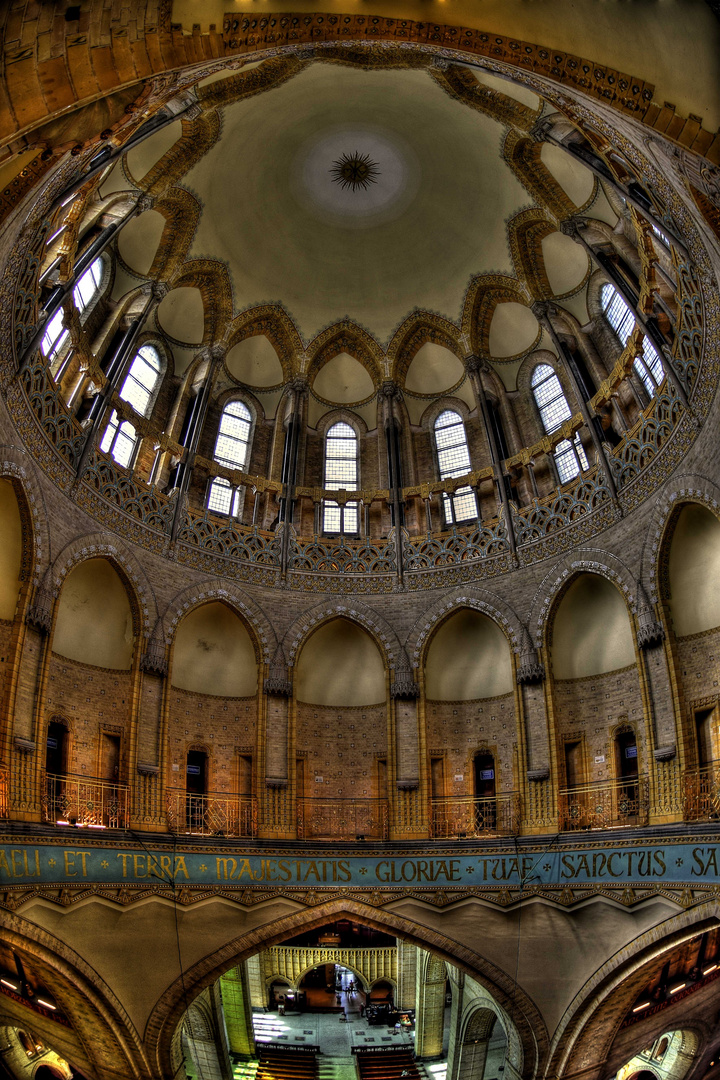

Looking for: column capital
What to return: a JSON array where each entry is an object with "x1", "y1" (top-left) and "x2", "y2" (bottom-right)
[
  {"x1": 380, "y1": 378, "x2": 402, "y2": 400},
  {"x1": 139, "y1": 640, "x2": 168, "y2": 677},
  {"x1": 559, "y1": 216, "x2": 589, "y2": 241},
  {"x1": 134, "y1": 194, "x2": 155, "y2": 215},
  {"x1": 528, "y1": 116, "x2": 555, "y2": 144}
]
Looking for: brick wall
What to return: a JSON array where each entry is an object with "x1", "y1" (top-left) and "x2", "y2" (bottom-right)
[{"x1": 295, "y1": 701, "x2": 387, "y2": 800}]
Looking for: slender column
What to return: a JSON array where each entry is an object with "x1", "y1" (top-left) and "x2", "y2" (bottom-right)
[
  {"x1": 391, "y1": 654, "x2": 420, "y2": 790},
  {"x1": 415, "y1": 952, "x2": 447, "y2": 1059},
  {"x1": 75, "y1": 283, "x2": 163, "y2": 477},
  {"x1": 380, "y1": 380, "x2": 405, "y2": 581},
  {"x1": 220, "y1": 966, "x2": 256, "y2": 1058},
  {"x1": 396, "y1": 940, "x2": 418, "y2": 1011},
  {"x1": 264, "y1": 651, "x2": 292, "y2": 787},
  {"x1": 20, "y1": 194, "x2": 155, "y2": 372},
  {"x1": 169, "y1": 343, "x2": 226, "y2": 541},
  {"x1": 465, "y1": 356, "x2": 517, "y2": 555},
  {"x1": 530, "y1": 119, "x2": 689, "y2": 256},
  {"x1": 279, "y1": 377, "x2": 308, "y2": 576},
  {"x1": 132, "y1": 641, "x2": 168, "y2": 830},
  {"x1": 531, "y1": 301, "x2": 619, "y2": 501},
  {"x1": 560, "y1": 217, "x2": 690, "y2": 408}
]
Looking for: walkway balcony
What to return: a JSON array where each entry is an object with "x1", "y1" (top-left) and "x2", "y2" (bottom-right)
[
  {"x1": 430, "y1": 793, "x2": 520, "y2": 838},
  {"x1": 683, "y1": 763, "x2": 720, "y2": 822},
  {"x1": 42, "y1": 771, "x2": 129, "y2": 829},
  {"x1": 165, "y1": 790, "x2": 257, "y2": 837},
  {"x1": 297, "y1": 797, "x2": 389, "y2": 841},
  {"x1": 0, "y1": 764, "x2": 7, "y2": 819},
  {"x1": 558, "y1": 777, "x2": 649, "y2": 832}
]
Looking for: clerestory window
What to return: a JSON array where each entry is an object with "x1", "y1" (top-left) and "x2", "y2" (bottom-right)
[
  {"x1": 531, "y1": 364, "x2": 589, "y2": 484},
  {"x1": 601, "y1": 283, "x2": 664, "y2": 398},
  {"x1": 434, "y1": 410, "x2": 477, "y2": 526},
  {"x1": 323, "y1": 421, "x2": 358, "y2": 534},
  {"x1": 206, "y1": 401, "x2": 253, "y2": 517},
  {"x1": 100, "y1": 344, "x2": 163, "y2": 469},
  {"x1": 73, "y1": 257, "x2": 104, "y2": 313}
]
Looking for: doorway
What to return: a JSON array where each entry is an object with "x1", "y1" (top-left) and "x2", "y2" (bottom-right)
[
  {"x1": 473, "y1": 752, "x2": 496, "y2": 832},
  {"x1": 186, "y1": 749, "x2": 207, "y2": 831}
]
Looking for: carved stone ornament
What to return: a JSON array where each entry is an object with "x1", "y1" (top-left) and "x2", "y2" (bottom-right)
[
  {"x1": 559, "y1": 216, "x2": 588, "y2": 241},
  {"x1": 516, "y1": 650, "x2": 545, "y2": 684},
  {"x1": 390, "y1": 672, "x2": 420, "y2": 699},
  {"x1": 527, "y1": 767, "x2": 550, "y2": 782},
  {"x1": 653, "y1": 745, "x2": 676, "y2": 762},
  {"x1": 265, "y1": 646, "x2": 292, "y2": 696},
  {"x1": 134, "y1": 194, "x2": 155, "y2": 215},
  {"x1": 137, "y1": 763, "x2": 159, "y2": 776},
  {"x1": 390, "y1": 650, "x2": 420, "y2": 698},
  {"x1": 635, "y1": 584, "x2": 665, "y2": 649},
  {"x1": 380, "y1": 379, "x2": 402, "y2": 401},
  {"x1": 13, "y1": 737, "x2": 35, "y2": 754},
  {"x1": 25, "y1": 586, "x2": 54, "y2": 634},
  {"x1": 528, "y1": 116, "x2": 555, "y2": 144},
  {"x1": 140, "y1": 641, "x2": 168, "y2": 677},
  {"x1": 431, "y1": 56, "x2": 450, "y2": 70}
]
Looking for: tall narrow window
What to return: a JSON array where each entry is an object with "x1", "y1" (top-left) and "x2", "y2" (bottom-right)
[
  {"x1": 434, "y1": 410, "x2": 477, "y2": 525},
  {"x1": 531, "y1": 364, "x2": 588, "y2": 483},
  {"x1": 72, "y1": 257, "x2": 104, "y2": 313},
  {"x1": 323, "y1": 421, "x2": 358, "y2": 534},
  {"x1": 40, "y1": 308, "x2": 69, "y2": 364},
  {"x1": 601, "y1": 283, "x2": 664, "y2": 397},
  {"x1": 207, "y1": 401, "x2": 253, "y2": 517},
  {"x1": 100, "y1": 344, "x2": 163, "y2": 468}
]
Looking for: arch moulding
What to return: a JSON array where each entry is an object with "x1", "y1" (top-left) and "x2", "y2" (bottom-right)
[
  {"x1": 405, "y1": 586, "x2": 526, "y2": 668},
  {"x1": 160, "y1": 581, "x2": 277, "y2": 664},
  {"x1": 639, "y1": 473, "x2": 720, "y2": 604},
  {"x1": 144, "y1": 898, "x2": 548, "y2": 1080},
  {"x1": 283, "y1": 599, "x2": 402, "y2": 670}
]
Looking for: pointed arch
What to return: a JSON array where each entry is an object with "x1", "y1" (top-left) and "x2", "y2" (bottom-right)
[
  {"x1": 405, "y1": 586, "x2": 525, "y2": 670},
  {"x1": 387, "y1": 311, "x2": 464, "y2": 388},
  {"x1": 225, "y1": 305, "x2": 303, "y2": 382},
  {"x1": 461, "y1": 274, "x2": 535, "y2": 358},
  {"x1": 46, "y1": 533, "x2": 157, "y2": 641},
  {"x1": 168, "y1": 260, "x2": 233, "y2": 345},
  {"x1": 147, "y1": 188, "x2": 202, "y2": 281},
  {"x1": 160, "y1": 581, "x2": 276, "y2": 664},
  {"x1": 306, "y1": 321, "x2": 384, "y2": 389},
  {"x1": 639, "y1": 474, "x2": 720, "y2": 604},
  {"x1": 526, "y1": 548, "x2": 638, "y2": 648},
  {"x1": 0, "y1": 446, "x2": 50, "y2": 588},
  {"x1": 283, "y1": 599, "x2": 402, "y2": 671}
]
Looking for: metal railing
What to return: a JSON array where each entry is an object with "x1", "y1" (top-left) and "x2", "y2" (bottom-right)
[
  {"x1": 42, "y1": 772, "x2": 129, "y2": 829},
  {"x1": 683, "y1": 762, "x2": 720, "y2": 822},
  {"x1": 297, "y1": 797, "x2": 389, "y2": 840},
  {"x1": 558, "y1": 777, "x2": 649, "y2": 831},
  {"x1": 0, "y1": 765, "x2": 7, "y2": 818},
  {"x1": 165, "y1": 790, "x2": 257, "y2": 837},
  {"x1": 430, "y1": 792, "x2": 520, "y2": 837}
]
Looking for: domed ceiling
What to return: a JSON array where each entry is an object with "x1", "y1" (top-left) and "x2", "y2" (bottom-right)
[
  {"x1": 109, "y1": 55, "x2": 601, "y2": 399},
  {"x1": 180, "y1": 63, "x2": 533, "y2": 343}
]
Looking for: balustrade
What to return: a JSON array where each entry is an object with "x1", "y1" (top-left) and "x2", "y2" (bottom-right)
[
  {"x1": 41, "y1": 771, "x2": 129, "y2": 829},
  {"x1": 682, "y1": 762, "x2": 720, "y2": 823},
  {"x1": 297, "y1": 797, "x2": 389, "y2": 841},
  {"x1": 430, "y1": 792, "x2": 520, "y2": 838},
  {"x1": 558, "y1": 777, "x2": 649, "y2": 832},
  {"x1": 0, "y1": 765, "x2": 7, "y2": 819},
  {"x1": 165, "y1": 789, "x2": 257, "y2": 837}
]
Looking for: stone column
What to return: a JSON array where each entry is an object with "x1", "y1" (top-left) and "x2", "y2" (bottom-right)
[
  {"x1": 19, "y1": 195, "x2": 155, "y2": 372},
  {"x1": 529, "y1": 118, "x2": 689, "y2": 256},
  {"x1": 396, "y1": 940, "x2": 418, "y2": 1011},
  {"x1": 560, "y1": 217, "x2": 690, "y2": 408},
  {"x1": 516, "y1": 633, "x2": 556, "y2": 832},
  {"x1": 264, "y1": 650, "x2": 292, "y2": 787},
  {"x1": 132, "y1": 640, "x2": 168, "y2": 830},
  {"x1": 465, "y1": 356, "x2": 517, "y2": 555},
  {"x1": 245, "y1": 955, "x2": 266, "y2": 1010},
  {"x1": 220, "y1": 965, "x2": 256, "y2": 1057},
  {"x1": 415, "y1": 952, "x2": 447, "y2": 1059},
  {"x1": 531, "y1": 300, "x2": 619, "y2": 503},
  {"x1": 392, "y1": 653, "x2": 420, "y2": 790},
  {"x1": 380, "y1": 380, "x2": 406, "y2": 581},
  {"x1": 76, "y1": 282, "x2": 165, "y2": 477},
  {"x1": 170, "y1": 343, "x2": 226, "y2": 541}
]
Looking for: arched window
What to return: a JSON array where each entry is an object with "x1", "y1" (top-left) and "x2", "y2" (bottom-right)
[
  {"x1": 601, "y1": 283, "x2": 664, "y2": 397},
  {"x1": 433, "y1": 410, "x2": 477, "y2": 525},
  {"x1": 323, "y1": 421, "x2": 358, "y2": 534},
  {"x1": 531, "y1": 364, "x2": 589, "y2": 484},
  {"x1": 40, "y1": 307, "x2": 69, "y2": 363},
  {"x1": 100, "y1": 345, "x2": 163, "y2": 468},
  {"x1": 73, "y1": 256, "x2": 104, "y2": 313},
  {"x1": 207, "y1": 400, "x2": 253, "y2": 517}
]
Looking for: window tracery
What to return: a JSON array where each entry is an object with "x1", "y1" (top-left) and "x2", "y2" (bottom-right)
[
  {"x1": 601, "y1": 283, "x2": 664, "y2": 398},
  {"x1": 433, "y1": 410, "x2": 477, "y2": 525},
  {"x1": 531, "y1": 364, "x2": 588, "y2": 483},
  {"x1": 100, "y1": 344, "x2": 163, "y2": 469},
  {"x1": 207, "y1": 400, "x2": 254, "y2": 517},
  {"x1": 323, "y1": 421, "x2": 359, "y2": 534}
]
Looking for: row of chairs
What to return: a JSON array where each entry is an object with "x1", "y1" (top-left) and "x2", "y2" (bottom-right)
[
  {"x1": 257, "y1": 1050, "x2": 319, "y2": 1080},
  {"x1": 356, "y1": 1050, "x2": 419, "y2": 1080}
]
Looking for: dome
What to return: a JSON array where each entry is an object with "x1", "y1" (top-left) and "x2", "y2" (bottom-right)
[{"x1": 0, "y1": 3, "x2": 719, "y2": 1079}]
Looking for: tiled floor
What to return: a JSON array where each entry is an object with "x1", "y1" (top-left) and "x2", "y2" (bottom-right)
[{"x1": 253, "y1": 992, "x2": 416, "y2": 1057}]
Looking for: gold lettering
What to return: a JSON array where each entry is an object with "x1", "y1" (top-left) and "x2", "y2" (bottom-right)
[
  {"x1": 173, "y1": 856, "x2": 189, "y2": 880},
  {"x1": 11, "y1": 850, "x2": 26, "y2": 878},
  {"x1": 160, "y1": 855, "x2": 173, "y2": 879},
  {"x1": 607, "y1": 852, "x2": 624, "y2": 877},
  {"x1": 117, "y1": 853, "x2": 131, "y2": 878},
  {"x1": 376, "y1": 861, "x2": 389, "y2": 882},
  {"x1": 133, "y1": 854, "x2": 146, "y2": 879},
  {"x1": 23, "y1": 850, "x2": 41, "y2": 878},
  {"x1": 63, "y1": 851, "x2": 77, "y2": 877},
  {"x1": 0, "y1": 850, "x2": 10, "y2": 878}
]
